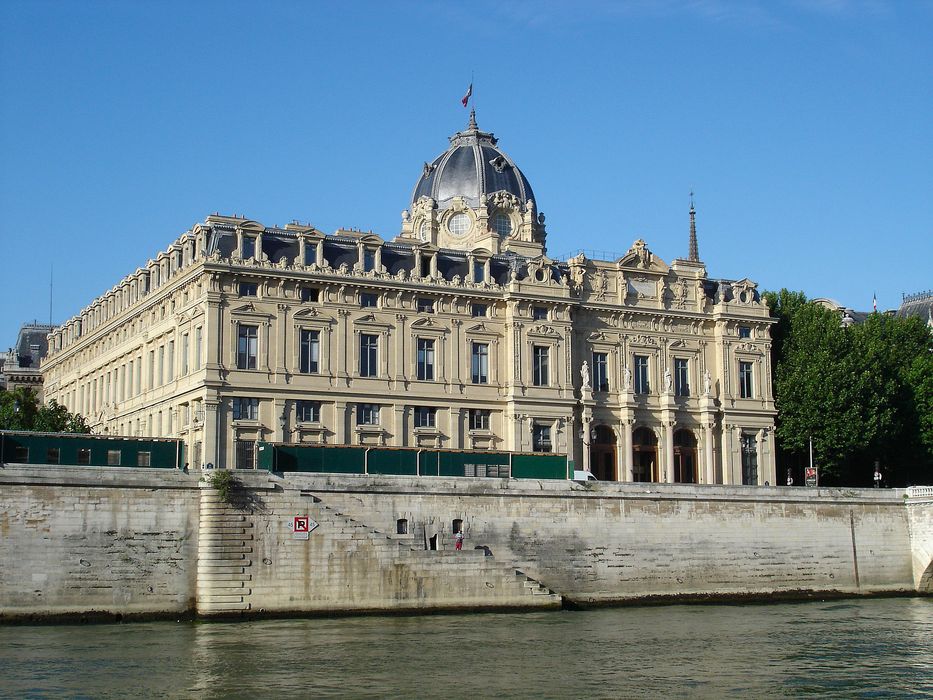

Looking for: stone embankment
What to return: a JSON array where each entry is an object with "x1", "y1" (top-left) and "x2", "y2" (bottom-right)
[{"x1": 1, "y1": 465, "x2": 930, "y2": 622}]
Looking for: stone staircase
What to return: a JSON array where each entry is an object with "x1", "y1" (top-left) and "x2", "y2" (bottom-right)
[
  {"x1": 196, "y1": 487, "x2": 254, "y2": 615},
  {"x1": 304, "y1": 492, "x2": 561, "y2": 608},
  {"x1": 196, "y1": 479, "x2": 560, "y2": 617}
]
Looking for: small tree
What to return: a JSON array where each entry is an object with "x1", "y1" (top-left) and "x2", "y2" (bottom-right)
[{"x1": 0, "y1": 388, "x2": 90, "y2": 434}]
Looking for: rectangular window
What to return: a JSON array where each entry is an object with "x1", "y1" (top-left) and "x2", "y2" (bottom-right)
[
  {"x1": 675, "y1": 358, "x2": 690, "y2": 397},
  {"x1": 360, "y1": 292, "x2": 378, "y2": 308},
  {"x1": 77, "y1": 448, "x2": 91, "y2": 465},
  {"x1": 416, "y1": 298, "x2": 435, "y2": 313},
  {"x1": 634, "y1": 355, "x2": 650, "y2": 394},
  {"x1": 356, "y1": 403, "x2": 379, "y2": 425},
  {"x1": 46, "y1": 448, "x2": 60, "y2": 465},
  {"x1": 532, "y1": 424, "x2": 552, "y2": 453},
  {"x1": 533, "y1": 306, "x2": 548, "y2": 321},
  {"x1": 300, "y1": 287, "x2": 319, "y2": 303},
  {"x1": 417, "y1": 338, "x2": 435, "y2": 381},
  {"x1": 471, "y1": 303, "x2": 488, "y2": 318},
  {"x1": 471, "y1": 343, "x2": 489, "y2": 384},
  {"x1": 359, "y1": 334, "x2": 378, "y2": 377},
  {"x1": 473, "y1": 261, "x2": 485, "y2": 283},
  {"x1": 299, "y1": 329, "x2": 320, "y2": 373},
  {"x1": 232, "y1": 397, "x2": 259, "y2": 421},
  {"x1": 738, "y1": 326, "x2": 752, "y2": 339},
  {"x1": 363, "y1": 249, "x2": 376, "y2": 272},
  {"x1": 137, "y1": 451, "x2": 151, "y2": 467},
  {"x1": 741, "y1": 434, "x2": 758, "y2": 485},
  {"x1": 592, "y1": 352, "x2": 609, "y2": 392},
  {"x1": 296, "y1": 400, "x2": 321, "y2": 423},
  {"x1": 469, "y1": 409, "x2": 490, "y2": 431},
  {"x1": 236, "y1": 440, "x2": 256, "y2": 469},
  {"x1": 238, "y1": 281, "x2": 258, "y2": 297},
  {"x1": 242, "y1": 237, "x2": 256, "y2": 259},
  {"x1": 181, "y1": 333, "x2": 189, "y2": 375},
  {"x1": 532, "y1": 345, "x2": 549, "y2": 386},
  {"x1": 13, "y1": 446, "x2": 29, "y2": 462},
  {"x1": 739, "y1": 361, "x2": 754, "y2": 399},
  {"x1": 414, "y1": 407, "x2": 437, "y2": 429},
  {"x1": 107, "y1": 449, "x2": 121, "y2": 466},
  {"x1": 167, "y1": 340, "x2": 174, "y2": 381},
  {"x1": 237, "y1": 325, "x2": 258, "y2": 370},
  {"x1": 128, "y1": 360, "x2": 134, "y2": 396},
  {"x1": 194, "y1": 327, "x2": 203, "y2": 369},
  {"x1": 158, "y1": 347, "x2": 165, "y2": 386}
]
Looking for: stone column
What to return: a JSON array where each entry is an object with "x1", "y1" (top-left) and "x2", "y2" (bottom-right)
[
  {"x1": 394, "y1": 405, "x2": 405, "y2": 447},
  {"x1": 334, "y1": 400, "x2": 347, "y2": 445},
  {"x1": 315, "y1": 240, "x2": 324, "y2": 267},
  {"x1": 297, "y1": 236, "x2": 306, "y2": 266},
  {"x1": 450, "y1": 407, "x2": 462, "y2": 449},
  {"x1": 374, "y1": 245, "x2": 383, "y2": 273},
  {"x1": 413, "y1": 248, "x2": 423, "y2": 279},
  {"x1": 275, "y1": 304, "x2": 289, "y2": 381},
  {"x1": 703, "y1": 420, "x2": 716, "y2": 484},
  {"x1": 621, "y1": 418, "x2": 634, "y2": 482},
  {"x1": 203, "y1": 400, "x2": 220, "y2": 469},
  {"x1": 662, "y1": 419, "x2": 675, "y2": 483}
]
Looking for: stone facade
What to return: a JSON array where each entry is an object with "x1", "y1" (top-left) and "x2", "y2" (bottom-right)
[{"x1": 41, "y1": 115, "x2": 776, "y2": 485}]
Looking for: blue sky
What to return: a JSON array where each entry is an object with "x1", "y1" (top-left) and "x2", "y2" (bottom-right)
[{"x1": 1, "y1": 0, "x2": 931, "y2": 345}]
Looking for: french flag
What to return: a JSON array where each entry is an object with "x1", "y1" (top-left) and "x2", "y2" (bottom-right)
[{"x1": 461, "y1": 83, "x2": 472, "y2": 107}]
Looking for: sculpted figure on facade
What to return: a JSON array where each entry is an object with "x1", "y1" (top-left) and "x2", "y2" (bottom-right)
[
  {"x1": 580, "y1": 361, "x2": 590, "y2": 390},
  {"x1": 664, "y1": 366, "x2": 673, "y2": 393},
  {"x1": 704, "y1": 369, "x2": 712, "y2": 396}
]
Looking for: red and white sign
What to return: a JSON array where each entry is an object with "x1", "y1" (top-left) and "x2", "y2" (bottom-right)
[{"x1": 294, "y1": 516, "x2": 310, "y2": 533}]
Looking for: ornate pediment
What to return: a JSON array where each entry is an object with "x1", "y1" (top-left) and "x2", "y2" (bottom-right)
[
  {"x1": 528, "y1": 324, "x2": 561, "y2": 338},
  {"x1": 618, "y1": 239, "x2": 669, "y2": 273},
  {"x1": 293, "y1": 307, "x2": 319, "y2": 319}
]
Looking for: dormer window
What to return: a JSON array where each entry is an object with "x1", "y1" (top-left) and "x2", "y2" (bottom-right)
[
  {"x1": 473, "y1": 261, "x2": 486, "y2": 283},
  {"x1": 242, "y1": 236, "x2": 256, "y2": 259},
  {"x1": 363, "y1": 249, "x2": 376, "y2": 272},
  {"x1": 239, "y1": 282, "x2": 258, "y2": 297},
  {"x1": 494, "y1": 214, "x2": 512, "y2": 236}
]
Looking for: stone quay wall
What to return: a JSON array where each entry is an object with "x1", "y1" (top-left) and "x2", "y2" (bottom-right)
[
  {"x1": 297, "y1": 474, "x2": 931, "y2": 605},
  {"x1": 1, "y1": 466, "x2": 931, "y2": 621},
  {"x1": 0, "y1": 466, "x2": 200, "y2": 620}
]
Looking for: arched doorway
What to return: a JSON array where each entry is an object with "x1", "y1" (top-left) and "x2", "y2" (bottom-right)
[
  {"x1": 673, "y1": 429, "x2": 698, "y2": 483},
  {"x1": 632, "y1": 427, "x2": 658, "y2": 482},
  {"x1": 590, "y1": 425, "x2": 617, "y2": 481}
]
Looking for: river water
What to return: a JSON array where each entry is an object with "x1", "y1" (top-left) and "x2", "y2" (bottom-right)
[{"x1": 2, "y1": 597, "x2": 932, "y2": 699}]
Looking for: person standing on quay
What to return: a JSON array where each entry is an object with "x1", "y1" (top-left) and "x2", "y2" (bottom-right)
[
  {"x1": 455, "y1": 530, "x2": 464, "y2": 551},
  {"x1": 874, "y1": 462, "x2": 883, "y2": 488}
]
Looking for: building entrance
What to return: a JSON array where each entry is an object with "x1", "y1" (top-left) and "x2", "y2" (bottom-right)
[
  {"x1": 673, "y1": 429, "x2": 698, "y2": 483},
  {"x1": 632, "y1": 427, "x2": 658, "y2": 482},
  {"x1": 590, "y1": 425, "x2": 617, "y2": 481}
]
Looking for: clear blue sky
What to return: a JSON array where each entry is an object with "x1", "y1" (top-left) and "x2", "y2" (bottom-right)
[{"x1": 1, "y1": 0, "x2": 931, "y2": 345}]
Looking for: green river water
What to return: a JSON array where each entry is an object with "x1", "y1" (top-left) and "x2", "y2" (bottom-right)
[{"x1": 2, "y1": 597, "x2": 932, "y2": 699}]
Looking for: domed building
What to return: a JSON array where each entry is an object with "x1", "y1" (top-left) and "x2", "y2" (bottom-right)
[{"x1": 41, "y1": 112, "x2": 777, "y2": 485}]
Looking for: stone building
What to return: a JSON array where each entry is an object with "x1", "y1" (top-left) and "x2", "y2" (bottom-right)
[
  {"x1": 41, "y1": 112, "x2": 777, "y2": 484},
  {"x1": 2, "y1": 322, "x2": 55, "y2": 399}
]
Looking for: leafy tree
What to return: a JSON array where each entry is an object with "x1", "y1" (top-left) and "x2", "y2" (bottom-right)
[
  {"x1": 0, "y1": 387, "x2": 90, "y2": 434},
  {"x1": 764, "y1": 289, "x2": 933, "y2": 486}
]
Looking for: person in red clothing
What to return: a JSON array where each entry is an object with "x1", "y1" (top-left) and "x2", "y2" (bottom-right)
[{"x1": 455, "y1": 530, "x2": 464, "y2": 551}]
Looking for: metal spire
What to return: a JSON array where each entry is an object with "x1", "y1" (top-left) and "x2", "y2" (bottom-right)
[
  {"x1": 468, "y1": 107, "x2": 477, "y2": 130},
  {"x1": 688, "y1": 191, "x2": 700, "y2": 262}
]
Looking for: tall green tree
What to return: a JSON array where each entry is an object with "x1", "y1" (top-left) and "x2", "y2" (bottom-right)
[
  {"x1": 764, "y1": 289, "x2": 933, "y2": 486},
  {"x1": 0, "y1": 387, "x2": 90, "y2": 434}
]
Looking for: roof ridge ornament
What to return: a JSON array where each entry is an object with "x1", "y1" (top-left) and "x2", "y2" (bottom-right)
[{"x1": 468, "y1": 107, "x2": 478, "y2": 131}]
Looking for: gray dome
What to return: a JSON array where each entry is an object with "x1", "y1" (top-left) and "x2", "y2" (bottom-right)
[{"x1": 411, "y1": 110, "x2": 535, "y2": 210}]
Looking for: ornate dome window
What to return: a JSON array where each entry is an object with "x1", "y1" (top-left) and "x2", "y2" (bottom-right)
[
  {"x1": 493, "y1": 213, "x2": 512, "y2": 237},
  {"x1": 418, "y1": 220, "x2": 428, "y2": 241},
  {"x1": 448, "y1": 213, "x2": 471, "y2": 237}
]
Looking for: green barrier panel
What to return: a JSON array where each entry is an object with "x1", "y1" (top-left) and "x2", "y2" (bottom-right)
[
  {"x1": 0, "y1": 432, "x2": 181, "y2": 469},
  {"x1": 438, "y1": 450, "x2": 510, "y2": 477},
  {"x1": 368, "y1": 449, "x2": 418, "y2": 475},
  {"x1": 257, "y1": 442, "x2": 276, "y2": 471},
  {"x1": 272, "y1": 445, "x2": 366, "y2": 473},
  {"x1": 419, "y1": 450, "x2": 440, "y2": 476},
  {"x1": 511, "y1": 453, "x2": 568, "y2": 480}
]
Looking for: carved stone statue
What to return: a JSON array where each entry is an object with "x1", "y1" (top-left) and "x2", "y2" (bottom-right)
[
  {"x1": 623, "y1": 365, "x2": 632, "y2": 391},
  {"x1": 595, "y1": 270, "x2": 608, "y2": 301},
  {"x1": 664, "y1": 366, "x2": 673, "y2": 393},
  {"x1": 704, "y1": 369, "x2": 712, "y2": 396},
  {"x1": 580, "y1": 361, "x2": 591, "y2": 390}
]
